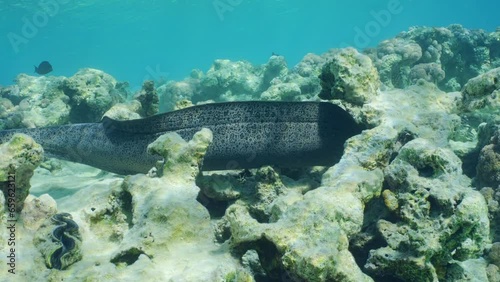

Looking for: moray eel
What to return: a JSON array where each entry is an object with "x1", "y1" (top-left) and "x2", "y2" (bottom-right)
[{"x1": 0, "y1": 101, "x2": 361, "y2": 175}]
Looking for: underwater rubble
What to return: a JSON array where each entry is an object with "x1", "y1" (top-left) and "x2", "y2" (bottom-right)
[{"x1": 1, "y1": 24, "x2": 500, "y2": 281}]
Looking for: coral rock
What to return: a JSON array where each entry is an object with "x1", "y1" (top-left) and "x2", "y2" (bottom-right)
[
  {"x1": 368, "y1": 138, "x2": 490, "y2": 281},
  {"x1": 102, "y1": 100, "x2": 142, "y2": 121},
  {"x1": 0, "y1": 134, "x2": 44, "y2": 212},
  {"x1": 21, "y1": 194, "x2": 57, "y2": 231},
  {"x1": 62, "y1": 68, "x2": 125, "y2": 122},
  {"x1": 147, "y1": 128, "x2": 213, "y2": 181},
  {"x1": 476, "y1": 126, "x2": 500, "y2": 188},
  {"x1": 198, "y1": 59, "x2": 261, "y2": 101},
  {"x1": 319, "y1": 47, "x2": 380, "y2": 105},
  {"x1": 0, "y1": 75, "x2": 69, "y2": 129},
  {"x1": 134, "y1": 80, "x2": 159, "y2": 117},
  {"x1": 462, "y1": 67, "x2": 500, "y2": 118},
  {"x1": 260, "y1": 82, "x2": 301, "y2": 101}
]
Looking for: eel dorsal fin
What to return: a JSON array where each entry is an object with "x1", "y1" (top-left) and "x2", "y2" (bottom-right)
[{"x1": 100, "y1": 101, "x2": 356, "y2": 135}]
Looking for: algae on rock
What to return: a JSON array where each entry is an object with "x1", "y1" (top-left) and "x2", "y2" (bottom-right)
[
  {"x1": 218, "y1": 127, "x2": 395, "y2": 282},
  {"x1": 133, "y1": 80, "x2": 159, "y2": 117},
  {"x1": 0, "y1": 75, "x2": 70, "y2": 130},
  {"x1": 365, "y1": 139, "x2": 490, "y2": 281},
  {"x1": 0, "y1": 134, "x2": 44, "y2": 212},
  {"x1": 462, "y1": 67, "x2": 500, "y2": 121},
  {"x1": 367, "y1": 25, "x2": 500, "y2": 91},
  {"x1": 319, "y1": 47, "x2": 380, "y2": 105},
  {"x1": 61, "y1": 68, "x2": 125, "y2": 123},
  {"x1": 18, "y1": 128, "x2": 252, "y2": 281}
]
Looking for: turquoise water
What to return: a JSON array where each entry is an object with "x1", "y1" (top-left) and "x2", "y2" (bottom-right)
[{"x1": 1, "y1": 0, "x2": 498, "y2": 89}]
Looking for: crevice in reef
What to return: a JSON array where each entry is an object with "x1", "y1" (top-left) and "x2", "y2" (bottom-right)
[
  {"x1": 119, "y1": 190, "x2": 134, "y2": 229},
  {"x1": 389, "y1": 130, "x2": 418, "y2": 164},
  {"x1": 278, "y1": 167, "x2": 324, "y2": 184},
  {"x1": 110, "y1": 247, "x2": 149, "y2": 266},
  {"x1": 461, "y1": 149, "x2": 480, "y2": 180},
  {"x1": 349, "y1": 195, "x2": 394, "y2": 271},
  {"x1": 417, "y1": 164, "x2": 435, "y2": 178},
  {"x1": 233, "y1": 238, "x2": 286, "y2": 281},
  {"x1": 247, "y1": 206, "x2": 271, "y2": 224},
  {"x1": 196, "y1": 191, "x2": 230, "y2": 219},
  {"x1": 373, "y1": 275, "x2": 406, "y2": 282}
]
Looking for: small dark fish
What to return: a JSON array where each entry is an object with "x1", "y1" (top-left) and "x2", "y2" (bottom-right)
[
  {"x1": 34, "y1": 61, "x2": 53, "y2": 75},
  {"x1": 272, "y1": 52, "x2": 280, "y2": 56}
]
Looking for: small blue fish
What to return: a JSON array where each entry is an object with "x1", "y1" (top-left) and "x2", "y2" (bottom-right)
[{"x1": 34, "y1": 61, "x2": 53, "y2": 75}]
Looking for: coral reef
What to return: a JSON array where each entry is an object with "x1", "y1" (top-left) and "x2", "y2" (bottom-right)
[
  {"x1": 488, "y1": 242, "x2": 500, "y2": 267},
  {"x1": 154, "y1": 25, "x2": 500, "y2": 110},
  {"x1": 366, "y1": 139, "x2": 489, "y2": 281},
  {"x1": 157, "y1": 80, "x2": 197, "y2": 112},
  {"x1": 0, "y1": 75, "x2": 69, "y2": 130},
  {"x1": 0, "y1": 134, "x2": 44, "y2": 212},
  {"x1": 157, "y1": 54, "x2": 326, "y2": 110},
  {"x1": 476, "y1": 127, "x2": 500, "y2": 188},
  {"x1": 197, "y1": 59, "x2": 261, "y2": 102},
  {"x1": 481, "y1": 186, "x2": 500, "y2": 244},
  {"x1": 61, "y1": 68, "x2": 125, "y2": 123},
  {"x1": 102, "y1": 100, "x2": 142, "y2": 121},
  {"x1": 146, "y1": 127, "x2": 212, "y2": 179},
  {"x1": 367, "y1": 25, "x2": 500, "y2": 91},
  {"x1": 0, "y1": 129, "x2": 251, "y2": 281},
  {"x1": 21, "y1": 194, "x2": 57, "y2": 231},
  {"x1": 461, "y1": 67, "x2": 500, "y2": 123},
  {"x1": 486, "y1": 264, "x2": 500, "y2": 282},
  {"x1": 409, "y1": 62, "x2": 445, "y2": 84},
  {"x1": 365, "y1": 38, "x2": 422, "y2": 88},
  {"x1": 133, "y1": 80, "x2": 159, "y2": 117},
  {"x1": 260, "y1": 82, "x2": 301, "y2": 101},
  {"x1": 361, "y1": 80, "x2": 461, "y2": 145},
  {"x1": 1, "y1": 24, "x2": 499, "y2": 281},
  {"x1": 261, "y1": 54, "x2": 288, "y2": 89},
  {"x1": 315, "y1": 48, "x2": 491, "y2": 280},
  {"x1": 213, "y1": 126, "x2": 392, "y2": 281},
  {"x1": 0, "y1": 68, "x2": 129, "y2": 130},
  {"x1": 318, "y1": 47, "x2": 380, "y2": 105}
]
